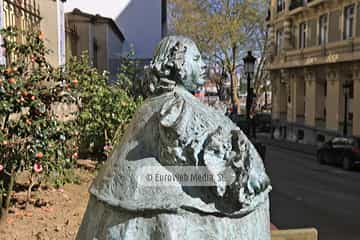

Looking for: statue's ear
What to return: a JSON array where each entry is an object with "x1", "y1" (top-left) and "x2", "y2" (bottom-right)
[
  {"x1": 173, "y1": 43, "x2": 187, "y2": 82},
  {"x1": 159, "y1": 94, "x2": 185, "y2": 127}
]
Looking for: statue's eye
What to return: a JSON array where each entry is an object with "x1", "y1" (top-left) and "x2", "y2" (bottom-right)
[{"x1": 193, "y1": 55, "x2": 200, "y2": 61}]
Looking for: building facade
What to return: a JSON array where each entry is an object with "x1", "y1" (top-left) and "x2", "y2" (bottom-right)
[
  {"x1": 64, "y1": 0, "x2": 167, "y2": 61},
  {"x1": 0, "y1": 0, "x2": 66, "y2": 66},
  {"x1": 66, "y1": 9, "x2": 125, "y2": 81},
  {"x1": 267, "y1": 0, "x2": 360, "y2": 144}
]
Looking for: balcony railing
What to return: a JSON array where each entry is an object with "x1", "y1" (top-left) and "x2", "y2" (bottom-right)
[{"x1": 307, "y1": 0, "x2": 327, "y2": 7}]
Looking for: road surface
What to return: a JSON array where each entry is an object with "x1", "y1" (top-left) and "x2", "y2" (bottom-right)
[{"x1": 265, "y1": 144, "x2": 360, "y2": 240}]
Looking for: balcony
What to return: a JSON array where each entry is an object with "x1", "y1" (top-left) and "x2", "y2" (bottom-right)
[
  {"x1": 267, "y1": 38, "x2": 360, "y2": 70},
  {"x1": 307, "y1": 0, "x2": 327, "y2": 8}
]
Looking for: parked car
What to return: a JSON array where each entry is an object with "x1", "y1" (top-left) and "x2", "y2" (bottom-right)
[{"x1": 317, "y1": 137, "x2": 360, "y2": 170}]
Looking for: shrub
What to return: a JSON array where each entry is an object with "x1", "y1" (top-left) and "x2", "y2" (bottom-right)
[
  {"x1": 65, "y1": 54, "x2": 141, "y2": 159},
  {"x1": 116, "y1": 49, "x2": 151, "y2": 98}
]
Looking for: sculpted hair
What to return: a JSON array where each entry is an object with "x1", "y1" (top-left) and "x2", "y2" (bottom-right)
[{"x1": 149, "y1": 36, "x2": 194, "y2": 85}]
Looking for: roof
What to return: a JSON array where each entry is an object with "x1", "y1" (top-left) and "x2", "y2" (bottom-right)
[{"x1": 66, "y1": 8, "x2": 125, "y2": 41}]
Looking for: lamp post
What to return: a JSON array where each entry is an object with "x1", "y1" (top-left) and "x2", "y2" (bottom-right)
[
  {"x1": 243, "y1": 51, "x2": 256, "y2": 137},
  {"x1": 343, "y1": 80, "x2": 352, "y2": 136}
]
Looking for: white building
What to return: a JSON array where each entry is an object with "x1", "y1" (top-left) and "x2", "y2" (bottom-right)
[{"x1": 64, "y1": 0, "x2": 167, "y2": 61}]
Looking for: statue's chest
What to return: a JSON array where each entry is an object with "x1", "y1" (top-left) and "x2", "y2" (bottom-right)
[{"x1": 158, "y1": 98, "x2": 220, "y2": 165}]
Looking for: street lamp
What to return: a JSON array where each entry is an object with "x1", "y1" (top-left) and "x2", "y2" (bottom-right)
[
  {"x1": 243, "y1": 51, "x2": 256, "y2": 137},
  {"x1": 342, "y1": 80, "x2": 352, "y2": 136}
]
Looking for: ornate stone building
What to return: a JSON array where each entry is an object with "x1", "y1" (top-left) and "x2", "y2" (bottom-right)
[{"x1": 267, "y1": 0, "x2": 360, "y2": 144}]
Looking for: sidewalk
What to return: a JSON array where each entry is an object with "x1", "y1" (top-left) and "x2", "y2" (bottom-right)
[{"x1": 255, "y1": 133, "x2": 317, "y2": 157}]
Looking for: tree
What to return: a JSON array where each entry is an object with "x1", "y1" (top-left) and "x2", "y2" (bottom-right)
[
  {"x1": 208, "y1": 60, "x2": 227, "y2": 101},
  {"x1": 0, "y1": 28, "x2": 141, "y2": 220},
  {"x1": 0, "y1": 28, "x2": 78, "y2": 217},
  {"x1": 169, "y1": 0, "x2": 268, "y2": 112}
]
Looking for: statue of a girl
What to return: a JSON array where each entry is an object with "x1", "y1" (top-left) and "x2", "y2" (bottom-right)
[{"x1": 76, "y1": 36, "x2": 271, "y2": 240}]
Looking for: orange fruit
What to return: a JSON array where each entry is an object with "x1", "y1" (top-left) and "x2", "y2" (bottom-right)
[
  {"x1": 72, "y1": 79, "x2": 79, "y2": 85},
  {"x1": 5, "y1": 67, "x2": 12, "y2": 74}
]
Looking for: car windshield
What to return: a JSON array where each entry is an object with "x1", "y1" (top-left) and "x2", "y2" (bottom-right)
[{"x1": 332, "y1": 137, "x2": 357, "y2": 146}]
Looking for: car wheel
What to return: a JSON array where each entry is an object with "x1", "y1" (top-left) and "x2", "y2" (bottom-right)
[
  {"x1": 317, "y1": 152, "x2": 326, "y2": 164},
  {"x1": 342, "y1": 156, "x2": 353, "y2": 171}
]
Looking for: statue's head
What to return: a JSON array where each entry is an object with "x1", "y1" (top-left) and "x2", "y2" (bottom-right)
[{"x1": 149, "y1": 36, "x2": 206, "y2": 92}]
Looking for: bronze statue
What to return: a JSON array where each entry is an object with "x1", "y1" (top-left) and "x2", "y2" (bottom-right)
[{"x1": 76, "y1": 36, "x2": 271, "y2": 240}]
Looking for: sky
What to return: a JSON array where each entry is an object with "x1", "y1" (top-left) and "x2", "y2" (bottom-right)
[{"x1": 64, "y1": 0, "x2": 131, "y2": 20}]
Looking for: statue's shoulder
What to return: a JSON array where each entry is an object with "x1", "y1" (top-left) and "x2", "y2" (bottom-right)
[{"x1": 168, "y1": 87, "x2": 237, "y2": 129}]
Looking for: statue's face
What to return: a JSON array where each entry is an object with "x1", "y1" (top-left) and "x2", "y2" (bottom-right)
[
  {"x1": 182, "y1": 43, "x2": 207, "y2": 91},
  {"x1": 149, "y1": 36, "x2": 207, "y2": 93}
]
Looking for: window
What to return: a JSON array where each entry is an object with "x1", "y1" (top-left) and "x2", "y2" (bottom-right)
[
  {"x1": 332, "y1": 137, "x2": 355, "y2": 146},
  {"x1": 349, "y1": 112, "x2": 354, "y2": 121},
  {"x1": 276, "y1": 30, "x2": 283, "y2": 55},
  {"x1": 289, "y1": 0, "x2": 305, "y2": 10},
  {"x1": 277, "y1": 0, "x2": 285, "y2": 12},
  {"x1": 299, "y1": 22, "x2": 306, "y2": 49},
  {"x1": 319, "y1": 14, "x2": 328, "y2": 45},
  {"x1": 344, "y1": 4, "x2": 355, "y2": 40}
]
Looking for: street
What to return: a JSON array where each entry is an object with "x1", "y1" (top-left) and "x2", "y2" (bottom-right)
[{"x1": 265, "y1": 144, "x2": 360, "y2": 240}]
